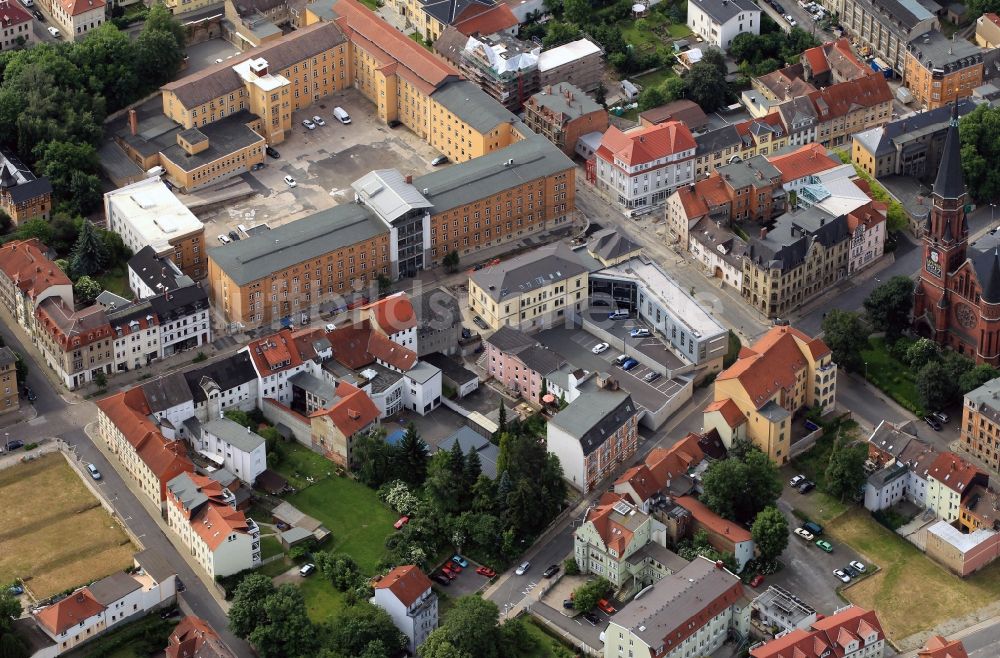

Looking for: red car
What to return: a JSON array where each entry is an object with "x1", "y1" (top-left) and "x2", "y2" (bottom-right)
[
  {"x1": 394, "y1": 516, "x2": 410, "y2": 530},
  {"x1": 440, "y1": 567, "x2": 457, "y2": 580},
  {"x1": 750, "y1": 574, "x2": 765, "y2": 588},
  {"x1": 448, "y1": 561, "x2": 463, "y2": 573},
  {"x1": 476, "y1": 566, "x2": 496, "y2": 578}
]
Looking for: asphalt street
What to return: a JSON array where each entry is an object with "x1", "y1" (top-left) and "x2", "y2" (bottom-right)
[{"x1": 0, "y1": 319, "x2": 253, "y2": 655}]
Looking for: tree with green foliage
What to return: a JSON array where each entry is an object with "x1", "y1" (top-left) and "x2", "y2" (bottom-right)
[
  {"x1": 73, "y1": 275, "x2": 101, "y2": 304},
  {"x1": 442, "y1": 250, "x2": 460, "y2": 273},
  {"x1": 326, "y1": 603, "x2": 407, "y2": 657},
  {"x1": 0, "y1": 210, "x2": 11, "y2": 236},
  {"x1": 421, "y1": 596, "x2": 505, "y2": 658},
  {"x1": 393, "y1": 424, "x2": 429, "y2": 486},
  {"x1": 863, "y1": 276, "x2": 914, "y2": 341},
  {"x1": 541, "y1": 21, "x2": 580, "y2": 48},
  {"x1": 959, "y1": 102, "x2": 1000, "y2": 202},
  {"x1": 352, "y1": 428, "x2": 393, "y2": 488},
  {"x1": 960, "y1": 363, "x2": 999, "y2": 394},
  {"x1": 463, "y1": 446, "x2": 482, "y2": 489},
  {"x1": 69, "y1": 220, "x2": 108, "y2": 278},
  {"x1": 727, "y1": 435, "x2": 756, "y2": 461},
  {"x1": 662, "y1": 76, "x2": 687, "y2": 102},
  {"x1": 315, "y1": 552, "x2": 364, "y2": 591},
  {"x1": 638, "y1": 84, "x2": 667, "y2": 112},
  {"x1": 248, "y1": 584, "x2": 319, "y2": 658},
  {"x1": 684, "y1": 52, "x2": 730, "y2": 113},
  {"x1": 497, "y1": 402, "x2": 507, "y2": 434},
  {"x1": 821, "y1": 309, "x2": 869, "y2": 373},
  {"x1": 824, "y1": 435, "x2": 868, "y2": 501},
  {"x1": 572, "y1": 577, "x2": 611, "y2": 613},
  {"x1": 751, "y1": 506, "x2": 789, "y2": 562},
  {"x1": 701, "y1": 447, "x2": 781, "y2": 524},
  {"x1": 13, "y1": 354, "x2": 26, "y2": 385},
  {"x1": 135, "y1": 28, "x2": 186, "y2": 86},
  {"x1": 917, "y1": 359, "x2": 954, "y2": 415},
  {"x1": 228, "y1": 574, "x2": 277, "y2": 638},
  {"x1": 144, "y1": 2, "x2": 187, "y2": 48},
  {"x1": 906, "y1": 338, "x2": 940, "y2": 369}
]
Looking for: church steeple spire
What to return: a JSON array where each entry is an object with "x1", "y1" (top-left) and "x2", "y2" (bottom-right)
[{"x1": 933, "y1": 102, "x2": 965, "y2": 200}]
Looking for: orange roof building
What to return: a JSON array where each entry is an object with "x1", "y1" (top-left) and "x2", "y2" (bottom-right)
[
  {"x1": 96, "y1": 388, "x2": 194, "y2": 507},
  {"x1": 614, "y1": 433, "x2": 707, "y2": 506},
  {"x1": 166, "y1": 616, "x2": 237, "y2": 658},
  {"x1": 35, "y1": 590, "x2": 105, "y2": 641},
  {"x1": 750, "y1": 605, "x2": 885, "y2": 658},
  {"x1": 372, "y1": 565, "x2": 438, "y2": 654},
  {"x1": 593, "y1": 120, "x2": 697, "y2": 215},
  {"x1": 926, "y1": 451, "x2": 988, "y2": 523},
  {"x1": 363, "y1": 291, "x2": 417, "y2": 338},
  {"x1": 309, "y1": 380, "x2": 381, "y2": 467},
  {"x1": 0, "y1": 239, "x2": 72, "y2": 320},
  {"x1": 707, "y1": 325, "x2": 836, "y2": 464},
  {"x1": 674, "y1": 495, "x2": 755, "y2": 569},
  {"x1": 918, "y1": 635, "x2": 969, "y2": 658},
  {"x1": 768, "y1": 143, "x2": 840, "y2": 184}
]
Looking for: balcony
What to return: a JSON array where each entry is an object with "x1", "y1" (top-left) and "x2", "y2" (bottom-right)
[{"x1": 247, "y1": 518, "x2": 260, "y2": 538}]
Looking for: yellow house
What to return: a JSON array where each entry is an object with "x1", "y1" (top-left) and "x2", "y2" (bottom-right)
[
  {"x1": 706, "y1": 325, "x2": 836, "y2": 464},
  {"x1": 468, "y1": 241, "x2": 589, "y2": 330},
  {"x1": 925, "y1": 452, "x2": 987, "y2": 523}
]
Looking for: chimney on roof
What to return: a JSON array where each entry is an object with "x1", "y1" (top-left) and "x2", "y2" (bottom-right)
[
  {"x1": 760, "y1": 227, "x2": 767, "y2": 239},
  {"x1": 715, "y1": 559, "x2": 724, "y2": 569},
  {"x1": 128, "y1": 109, "x2": 138, "y2": 136},
  {"x1": 405, "y1": 175, "x2": 412, "y2": 184}
]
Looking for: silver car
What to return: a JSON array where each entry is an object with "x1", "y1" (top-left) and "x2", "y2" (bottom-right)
[{"x1": 515, "y1": 561, "x2": 531, "y2": 575}]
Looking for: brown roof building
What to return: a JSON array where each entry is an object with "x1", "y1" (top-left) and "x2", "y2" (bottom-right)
[
  {"x1": 524, "y1": 82, "x2": 608, "y2": 157},
  {"x1": 918, "y1": 635, "x2": 969, "y2": 658},
  {"x1": 750, "y1": 605, "x2": 885, "y2": 658},
  {"x1": 639, "y1": 99, "x2": 710, "y2": 132},
  {"x1": 166, "y1": 616, "x2": 238, "y2": 658}
]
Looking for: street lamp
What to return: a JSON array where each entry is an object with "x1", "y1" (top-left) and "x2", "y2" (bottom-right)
[{"x1": 864, "y1": 361, "x2": 868, "y2": 380}]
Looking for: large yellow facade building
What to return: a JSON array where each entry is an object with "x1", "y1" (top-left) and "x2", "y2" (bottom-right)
[{"x1": 706, "y1": 325, "x2": 836, "y2": 464}]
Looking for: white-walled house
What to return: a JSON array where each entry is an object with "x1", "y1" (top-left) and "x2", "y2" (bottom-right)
[
  {"x1": 372, "y1": 566, "x2": 438, "y2": 655},
  {"x1": 194, "y1": 417, "x2": 267, "y2": 484},
  {"x1": 687, "y1": 0, "x2": 761, "y2": 51}
]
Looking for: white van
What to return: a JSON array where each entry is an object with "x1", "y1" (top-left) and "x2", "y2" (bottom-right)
[
  {"x1": 237, "y1": 224, "x2": 248, "y2": 236},
  {"x1": 333, "y1": 107, "x2": 351, "y2": 124}
]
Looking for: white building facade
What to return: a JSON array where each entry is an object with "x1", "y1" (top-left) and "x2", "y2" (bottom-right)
[{"x1": 687, "y1": 0, "x2": 761, "y2": 51}]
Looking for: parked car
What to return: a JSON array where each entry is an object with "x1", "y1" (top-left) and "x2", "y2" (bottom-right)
[
  {"x1": 476, "y1": 566, "x2": 496, "y2": 578},
  {"x1": 924, "y1": 416, "x2": 942, "y2": 431},
  {"x1": 629, "y1": 327, "x2": 651, "y2": 338},
  {"x1": 176, "y1": 579, "x2": 185, "y2": 592},
  {"x1": 749, "y1": 574, "x2": 764, "y2": 587},
  {"x1": 33, "y1": 9, "x2": 44, "y2": 21},
  {"x1": 217, "y1": 234, "x2": 231, "y2": 244},
  {"x1": 816, "y1": 539, "x2": 833, "y2": 553},
  {"x1": 613, "y1": 354, "x2": 630, "y2": 366},
  {"x1": 387, "y1": 119, "x2": 402, "y2": 128},
  {"x1": 789, "y1": 474, "x2": 806, "y2": 487},
  {"x1": 24, "y1": 388, "x2": 36, "y2": 402},
  {"x1": 849, "y1": 560, "x2": 866, "y2": 573},
  {"x1": 542, "y1": 564, "x2": 560, "y2": 578},
  {"x1": 266, "y1": 146, "x2": 281, "y2": 159},
  {"x1": 451, "y1": 554, "x2": 468, "y2": 568},
  {"x1": 644, "y1": 371, "x2": 661, "y2": 383},
  {"x1": 597, "y1": 598, "x2": 617, "y2": 614},
  {"x1": 515, "y1": 561, "x2": 531, "y2": 575},
  {"x1": 621, "y1": 358, "x2": 639, "y2": 371},
  {"x1": 583, "y1": 612, "x2": 600, "y2": 626},
  {"x1": 441, "y1": 566, "x2": 457, "y2": 579},
  {"x1": 843, "y1": 564, "x2": 860, "y2": 578},
  {"x1": 932, "y1": 411, "x2": 950, "y2": 424},
  {"x1": 608, "y1": 310, "x2": 629, "y2": 320},
  {"x1": 786, "y1": 16, "x2": 797, "y2": 26},
  {"x1": 833, "y1": 568, "x2": 850, "y2": 583},
  {"x1": 283, "y1": 175, "x2": 297, "y2": 188},
  {"x1": 311, "y1": 115, "x2": 326, "y2": 126},
  {"x1": 228, "y1": 230, "x2": 241, "y2": 242},
  {"x1": 86, "y1": 463, "x2": 102, "y2": 480},
  {"x1": 298, "y1": 563, "x2": 316, "y2": 577},
  {"x1": 46, "y1": 25, "x2": 60, "y2": 38},
  {"x1": 592, "y1": 299, "x2": 610, "y2": 307},
  {"x1": 803, "y1": 521, "x2": 823, "y2": 535},
  {"x1": 432, "y1": 573, "x2": 451, "y2": 586},
  {"x1": 250, "y1": 162, "x2": 265, "y2": 171},
  {"x1": 394, "y1": 515, "x2": 409, "y2": 529},
  {"x1": 302, "y1": 118, "x2": 317, "y2": 130},
  {"x1": 431, "y1": 155, "x2": 449, "y2": 166},
  {"x1": 7, "y1": 584, "x2": 23, "y2": 596},
  {"x1": 798, "y1": 480, "x2": 816, "y2": 494},
  {"x1": 562, "y1": 599, "x2": 574, "y2": 609},
  {"x1": 473, "y1": 315, "x2": 489, "y2": 330},
  {"x1": 333, "y1": 106, "x2": 351, "y2": 124},
  {"x1": 448, "y1": 561, "x2": 463, "y2": 573},
  {"x1": 592, "y1": 342, "x2": 610, "y2": 354},
  {"x1": 794, "y1": 527, "x2": 815, "y2": 541}
]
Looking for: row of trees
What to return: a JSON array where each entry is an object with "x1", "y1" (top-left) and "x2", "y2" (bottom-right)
[
  {"x1": 0, "y1": 589, "x2": 26, "y2": 658},
  {"x1": 729, "y1": 27, "x2": 820, "y2": 77},
  {"x1": 0, "y1": 4, "x2": 185, "y2": 216},
  {"x1": 638, "y1": 48, "x2": 732, "y2": 114},
  {"x1": 959, "y1": 103, "x2": 1000, "y2": 203}
]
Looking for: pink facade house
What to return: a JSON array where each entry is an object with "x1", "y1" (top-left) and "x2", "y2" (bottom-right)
[{"x1": 484, "y1": 326, "x2": 565, "y2": 402}]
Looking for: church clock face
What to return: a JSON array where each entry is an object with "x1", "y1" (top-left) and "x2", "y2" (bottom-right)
[
  {"x1": 926, "y1": 250, "x2": 942, "y2": 278},
  {"x1": 956, "y1": 303, "x2": 977, "y2": 329}
]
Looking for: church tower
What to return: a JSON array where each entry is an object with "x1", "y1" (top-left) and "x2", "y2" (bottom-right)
[{"x1": 914, "y1": 103, "x2": 968, "y2": 340}]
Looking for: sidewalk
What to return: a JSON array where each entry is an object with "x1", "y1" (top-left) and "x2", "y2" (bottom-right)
[
  {"x1": 82, "y1": 421, "x2": 231, "y2": 613},
  {"x1": 0, "y1": 402, "x2": 38, "y2": 429}
]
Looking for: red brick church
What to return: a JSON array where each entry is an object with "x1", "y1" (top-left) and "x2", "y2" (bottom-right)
[{"x1": 913, "y1": 104, "x2": 1000, "y2": 366}]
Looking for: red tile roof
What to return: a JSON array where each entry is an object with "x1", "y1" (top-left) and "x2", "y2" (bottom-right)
[
  {"x1": 802, "y1": 45, "x2": 831, "y2": 75},
  {"x1": 60, "y1": 0, "x2": 103, "y2": 16},
  {"x1": 717, "y1": 325, "x2": 830, "y2": 409},
  {"x1": 985, "y1": 12, "x2": 1000, "y2": 28},
  {"x1": 846, "y1": 199, "x2": 887, "y2": 233},
  {"x1": 310, "y1": 381, "x2": 380, "y2": 437},
  {"x1": 452, "y1": 2, "x2": 518, "y2": 35},
  {"x1": 675, "y1": 175, "x2": 731, "y2": 220},
  {"x1": 326, "y1": 319, "x2": 418, "y2": 372},
  {"x1": 0, "y1": 0, "x2": 31, "y2": 26},
  {"x1": 583, "y1": 496, "x2": 636, "y2": 555},
  {"x1": 375, "y1": 565, "x2": 433, "y2": 607},
  {"x1": 596, "y1": 120, "x2": 696, "y2": 168},
  {"x1": 928, "y1": 452, "x2": 984, "y2": 495},
  {"x1": 333, "y1": 0, "x2": 459, "y2": 95},
  {"x1": 0, "y1": 239, "x2": 71, "y2": 301},
  {"x1": 808, "y1": 75, "x2": 892, "y2": 121},
  {"x1": 704, "y1": 398, "x2": 747, "y2": 429},
  {"x1": 246, "y1": 329, "x2": 306, "y2": 375},
  {"x1": 364, "y1": 292, "x2": 417, "y2": 335},
  {"x1": 768, "y1": 143, "x2": 839, "y2": 183},
  {"x1": 918, "y1": 635, "x2": 969, "y2": 658},
  {"x1": 36, "y1": 590, "x2": 105, "y2": 636},
  {"x1": 166, "y1": 616, "x2": 237, "y2": 658},
  {"x1": 752, "y1": 606, "x2": 885, "y2": 658},
  {"x1": 191, "y1": 501, "x2": 251, "y2": 551},
  {"x1": 614, "y1": 434, "x2": 705, "y2": 503},
  {"x1": 368, "y1": 331, "x2": 417, "y2": 371},
  {"x1": 674, "y1": 495, "x2": 751, "y2": 543},
  {"x1": 35, "y1": 298, "x2": 112, "y2": 350}
]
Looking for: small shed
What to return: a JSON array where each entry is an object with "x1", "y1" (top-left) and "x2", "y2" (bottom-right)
[
  {"x1": 621, "y1": 79, "x2": 640, "y2": 100},
  {"x1": 280, "y1": 526, "x2": 315, "y2": 550},
  {"x1": 947, "y1": 2, "x2": 967, "y2": 23}
]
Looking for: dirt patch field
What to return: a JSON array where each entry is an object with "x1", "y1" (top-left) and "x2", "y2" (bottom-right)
[{"x1": 0, "y1": 453, "x2": 135, "y2": 599}]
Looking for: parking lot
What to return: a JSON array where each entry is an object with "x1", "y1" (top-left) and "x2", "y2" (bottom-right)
[
  {"x1": 534, "y1": 325, "x2": 688, "y2": 419},
  {"x1": 199, "y1": 89, "x2": 446, "y2": 242},
  {"x1": 770, "y1": 482, "x2": 874, "y2": 614},
  {"x1": 431, "y1": 555, "x2": 495, "y2": 598}
]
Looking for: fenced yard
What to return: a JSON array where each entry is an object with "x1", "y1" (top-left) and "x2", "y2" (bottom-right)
[{"x1": 0, "y1": 453, "x2": 134, "y2": 599}]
